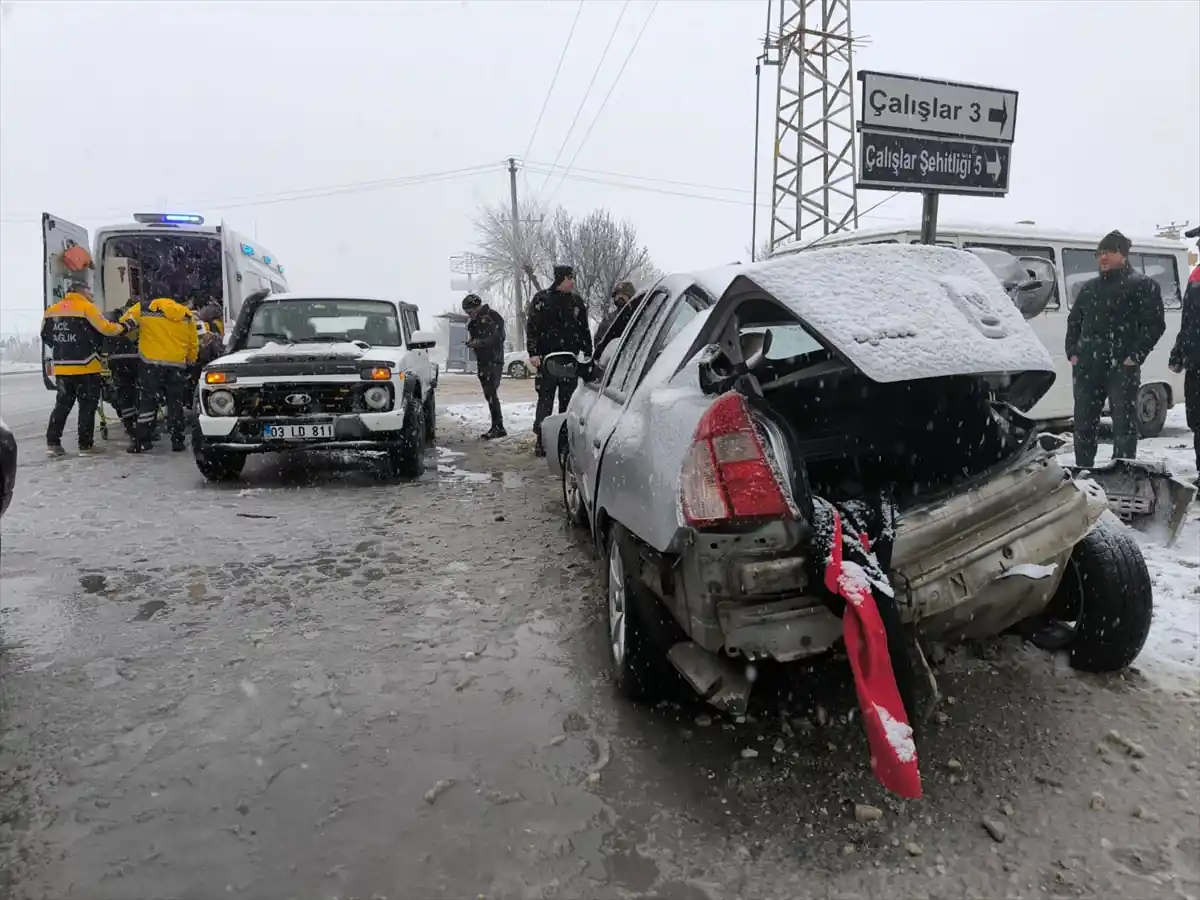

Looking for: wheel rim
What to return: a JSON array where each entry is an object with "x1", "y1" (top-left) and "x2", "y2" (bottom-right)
[
  {"x1": 1139, "y1": 389, "x2": 1160, "y2": 424},
  {"x1": 608, "y1": 548, "x2": 627, "y2": 668},
  {"x1": 563, "y1": 451, "x2": 581, "y2": 518}
]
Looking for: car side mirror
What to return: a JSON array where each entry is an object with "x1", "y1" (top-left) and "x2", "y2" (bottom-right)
[
  {"x1": 542, "y1": 351, "x2": 580, "y2": 382},
  {"x1": 409, "y1": 329, "x2": 437, "y2": 350}
]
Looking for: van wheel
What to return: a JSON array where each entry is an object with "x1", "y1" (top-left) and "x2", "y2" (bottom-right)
[
  {"x1": 424, "y1": 391, "x2": 437, "y2": 444},
  {"x1": 1137, "y1": 385, "x2": 1168, "y2": 437},
  {"x1": 388, "y1": 396, "x2": 426, "y2": 478},
  {"x1": 508, "y1": 361, "x2": 529, "y2": 379},
  {"x1": 194, "y1": 445, "x2": 246, "y2": 482},
  {"x1": 604, "y1": 525, "x2": 658, "y2": 702},
  {"x1": 1056, "y1": 517, "x2": 1154, "y2": 673}
]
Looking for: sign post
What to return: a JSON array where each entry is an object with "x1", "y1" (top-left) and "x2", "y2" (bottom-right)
[{"x1": 856, "y1": 71, "x2": 1019, "y2": 244}]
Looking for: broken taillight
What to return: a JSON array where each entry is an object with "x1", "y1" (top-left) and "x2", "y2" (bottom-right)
[{"x1": 680, "y1": 392, "x2": 791, "y2": 527}]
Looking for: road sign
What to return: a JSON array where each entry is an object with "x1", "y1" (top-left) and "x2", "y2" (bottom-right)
[
  {"x1": 858, "y1": 71, "x2": 1018, "y2": 144},
  {"x1": 858, "y1": 129, "x2": 1012, "y2": 196}
]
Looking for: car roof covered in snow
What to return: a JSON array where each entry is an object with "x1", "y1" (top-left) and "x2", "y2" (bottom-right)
[{"x1": 689, "y1": 243, "x2": 1055, "y2": 384}]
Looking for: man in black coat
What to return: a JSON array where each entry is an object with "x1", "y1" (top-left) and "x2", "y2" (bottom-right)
[
  {"x1": 462, "y1": 294, "x2": 507, "y2": 439},
  {"x1": 526, "y1": 265, "x2": 592, "y2": 457},
  {"x1": 1065, "y1": 229, "x2": 1166, "y2": 467},
  {"x1": 1168, "y1": 224, "x2": 1200, "y2": 484}
]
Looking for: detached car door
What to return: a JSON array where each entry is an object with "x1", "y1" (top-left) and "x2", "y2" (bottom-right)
[
  {"x1": 572, "y1": 288, "x2": 671, "y2": 523},
  {"x1": 42, "y1": 213, "x2": 92, "y2": 391}
]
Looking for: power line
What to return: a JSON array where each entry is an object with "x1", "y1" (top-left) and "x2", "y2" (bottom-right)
[
  {"x1": 542, "y1": 0, "x2": 660, "y2": 208},
  {"x1": 521, "y1": 0, "x2": 587, "y2": 165},
  {"x1": 525, "y1": 163, "x2": 906, "y2": 222},
  {"x1": 0, "y1": 162, "x2": 503, "y2": 225},
  {"x1": 533, "y1": 0, "x2": 630, "y2": 207},
  {"x1": 528, "y1": 160, "x2": 749, "y2": 196}
]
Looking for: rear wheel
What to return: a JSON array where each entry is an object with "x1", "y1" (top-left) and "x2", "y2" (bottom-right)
[
  {"x1": 194, "y1": 444, "x2": 246, "y2": 482},
  {"x1": 508, "y1": 361, "x2": 529, "y2": 379},
  {"x1": 1137, "y1": 384, "x2": 1169, "y2": 437},
  {"x1": 387, "y1": 396, "x2": 426, "y2": 478},
  {"x1": 561, "y1": 440, "x2": 587, "y2": 527},
  {"x1": 1055, "y1": 517, "x2": 1154, "y2": 672},
  {"x1": 605, "y1": 525, "x2": 657, "y2": 702}
]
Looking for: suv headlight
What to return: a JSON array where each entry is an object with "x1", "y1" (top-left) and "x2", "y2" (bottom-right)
[
  {"x1": 207, "y1": 389, "x2": 237, "y2": 417},
  {"x1": 363, "y1": 385, "x2": 391, "y2": 411}
]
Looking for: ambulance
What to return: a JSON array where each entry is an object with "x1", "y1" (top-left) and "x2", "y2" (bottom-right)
[{"x1": 41, "y1": 211, "x2": 288, "y2": 390}]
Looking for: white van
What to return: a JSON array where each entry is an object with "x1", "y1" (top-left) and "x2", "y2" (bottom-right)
[
  {"x1": 774, "y1": 223, "x2": 1190, "y2": 436},
  {"x1": 41, "y1": 211, "x2": 288, "y2": 390}
]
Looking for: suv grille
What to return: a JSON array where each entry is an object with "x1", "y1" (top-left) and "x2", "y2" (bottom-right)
[{"x1": 237, "y1": 383, "x2": 363, "y2": 416}]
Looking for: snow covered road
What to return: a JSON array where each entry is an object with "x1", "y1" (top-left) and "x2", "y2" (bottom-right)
[{"x1": 0, "y1": 399, "x2": 1197, "y2": 899}]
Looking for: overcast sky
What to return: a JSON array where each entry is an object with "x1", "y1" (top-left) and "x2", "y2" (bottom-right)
[{"x1": 1, "y1": 0, "x2": 1197, "y2": 336}]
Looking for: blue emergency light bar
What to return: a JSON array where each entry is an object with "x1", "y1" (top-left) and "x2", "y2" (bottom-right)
[{"x1": 133, "y1": 213, "x2": 205, "y2": 225}]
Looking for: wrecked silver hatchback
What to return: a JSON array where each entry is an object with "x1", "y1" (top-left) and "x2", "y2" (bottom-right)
[{"x1": 542, "y1": 244, "x2": 1189, "y2": 717}]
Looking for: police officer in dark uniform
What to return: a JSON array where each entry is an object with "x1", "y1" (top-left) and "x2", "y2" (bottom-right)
[
  {"x1": 1168, "y1": 224, "x2": 1200, "y2": 485},
  {"x1": 526, "y1": 264, "x2": 592, "y2": 457},
  {"x1": 462, "y1": 293, "x2": 507, "y2": 439},
  {"x1": 1065, "y1": 229, "x2": 1166, "y2": 467}
]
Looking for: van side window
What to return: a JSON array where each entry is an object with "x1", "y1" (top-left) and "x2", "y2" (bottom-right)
[
  {"x1": 1062, "y1": 249, "x2": 1097, "y2": 309},
  {"x1": 1129, "y1": 253, "x2": 1181, "y2": 309},
  {"x1": 965, "y1": 243, "x2": 1059, "y2": 308}
]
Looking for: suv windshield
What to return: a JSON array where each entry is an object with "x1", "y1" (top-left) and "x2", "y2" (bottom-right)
[{"x1": 243, "y1": 299, "x2": 402, "y2": 349}]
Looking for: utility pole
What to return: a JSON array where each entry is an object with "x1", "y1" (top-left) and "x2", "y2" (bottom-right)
[
  {"x1": 1155, "y1": 221, "x2": 1189, "y2": 241},
  {"x1": 507, "y1": 157, "x2": 527, "y2": 352}
]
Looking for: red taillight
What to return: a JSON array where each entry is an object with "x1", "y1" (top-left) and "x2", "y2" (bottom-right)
[{"x1": 681, "y1": 392, "x2": 791, "y2": 527}]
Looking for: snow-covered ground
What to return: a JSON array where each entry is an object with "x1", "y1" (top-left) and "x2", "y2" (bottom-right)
[
  {"x1": 444, "y1": 401, "x2": 536, "y2": 437},
  {"x1": 454, "y1": 400, "x2": 1198, "y2": 693},
  {"x1": 0, "y1": 362, "x2": 42, "y2": 376}
]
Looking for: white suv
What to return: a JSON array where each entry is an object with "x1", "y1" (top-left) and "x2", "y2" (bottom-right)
[{"x1": 194, "y1": 293, "x2": 438, "y2": 480}]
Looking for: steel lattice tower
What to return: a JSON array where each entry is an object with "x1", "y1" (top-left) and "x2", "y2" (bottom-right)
[{"x1": 767, "y1": 0, "x2": 860, "y2": 251}]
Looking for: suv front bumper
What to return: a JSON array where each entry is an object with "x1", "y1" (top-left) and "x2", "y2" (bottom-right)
[{"x1": 197, "y1": 408, "x2": 406, "y2": 452}]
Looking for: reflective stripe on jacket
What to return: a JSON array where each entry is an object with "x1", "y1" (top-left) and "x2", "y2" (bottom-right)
[
  {"x1": 121, "y1": 297, "x2": 199, "y2": 367},
  {"x1": 41, "y1": 292, "x2": 125, "y2": 376}
]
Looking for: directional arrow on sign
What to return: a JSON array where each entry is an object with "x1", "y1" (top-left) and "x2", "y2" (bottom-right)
[
  {"x1": 985, "y1": 150, "x2": 1003, "y2": 184},
  {"x1": 987, "y1": 99, "x2": 1008, "y2": 134}
]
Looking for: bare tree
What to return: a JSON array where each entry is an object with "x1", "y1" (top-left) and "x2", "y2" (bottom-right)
[
  {"x1": 470, "y1": 201, "x2": 659, "y2": 342},
  {"x1": 468, "y1": 199, "x2": 554, "y2": 347},
  {"x1": 544, "y1": 209, "x2": 659, "y2": 323}
]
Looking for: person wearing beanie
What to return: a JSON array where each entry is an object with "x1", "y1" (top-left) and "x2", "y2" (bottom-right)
[
  {"x1": 525, "y1": 264, "x2": 592, "y2": 456},
  {"x1": 1168, "y1": 224, "x2": 1200, "y2": 485},
  {"x1": 595, "y1": 280, "x2": 638, "y2": 345},
  {"x1": 1065, "y1": 228, "x2": 1166, "y2": 467},
  {"x1": 461, "y1": 293, "x2": 508, "y2": 439}
]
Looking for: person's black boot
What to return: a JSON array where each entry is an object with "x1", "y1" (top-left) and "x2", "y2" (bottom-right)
[
  {"x1": 127, "y1": 440, "x2": 152, "y2": 454},
  {"x1": 533, "y1": 439, "x2": 546, "y2": 458},
  {"x1": 171, "y1": 438, "x2": 186, "y2": 452}
]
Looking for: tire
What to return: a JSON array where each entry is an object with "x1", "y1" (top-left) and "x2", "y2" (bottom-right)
[
  {"x1": 508, "y1": 361, "x2": 529, "y2": 379},
  {"x1": 561, "y1": 440, "x2": 587, "y2": 528},
  {"x1": 387, "y1": 396, "x2": 426, "y2": 478},
  {"x1": 1136, "y1": 384, "x2": 1169, "y2": 437},
  {"x1": 1058, "y1": 516, "x2": 1154, "y2": 673},
  {"x1": 194, "y1": 444, "x2": 246, "y2": 482},
  {"x1": 604, "y1": 525, "x2": 657, "y2": 702},
  {"x1": 423, "y1": 390, "x2": 437, "y2": 444}
]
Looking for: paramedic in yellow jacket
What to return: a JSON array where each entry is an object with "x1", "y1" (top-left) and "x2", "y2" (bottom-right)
[
  {"x1": 41, "y1": 280, "x2": 130, "y2": 457},
  {"x1": 121, "y1": 296, "x2": 198, "y2": 453}
]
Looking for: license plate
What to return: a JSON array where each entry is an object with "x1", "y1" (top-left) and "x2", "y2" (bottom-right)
[{"x1": 263, "y1": 423, "x2": 334, "y2": 440}]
